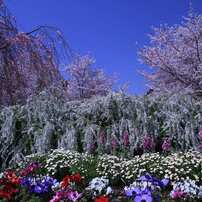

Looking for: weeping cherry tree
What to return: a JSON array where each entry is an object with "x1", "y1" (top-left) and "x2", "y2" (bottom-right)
[{"x1": 0, "y1": 1, "x2": 71, "y2": 106}]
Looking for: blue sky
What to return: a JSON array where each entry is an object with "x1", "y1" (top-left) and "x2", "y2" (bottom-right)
[{"x1": 5, "y1": 0, "x2": 202, "y2": 95}]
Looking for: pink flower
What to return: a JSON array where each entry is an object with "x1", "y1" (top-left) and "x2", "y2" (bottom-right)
[
  {"x1": 20, "y1": 162, "x2": 39, "y2": 176},
  {"x1": 198, "y1": 129, "x2": 202, "y2": 151},
  {"x1": 67, "y1": 191, "x2": 82, "y2": 202},
  {"x1": 111, "y1": 137, "x2": 117, "y2": 150},
  {"x1": 170, "y1": 190, "x2": 187, "y2": 200},
  {"x1": 199, "y1": 129, "x2": 202, "y2": 141},
  {"x1": 123, "y1": 130, "x2": 129, "y2": 147},
  {"x1": 198, "y1": 144, "x2": 202, "y2": 151},
  {"x1": 162, "y1": 137, "x2": 172, "y2": 152},
  {"x1": 50, "y1": 190, "x2": 82, "y2": 202},
  {"x1": 50, "y1": 193, "x2": 61, "y2": 202},
  {"x1": 143, "y1": 135, "x2": 154, "y2": 151},
  {"x1": 90, "y1": 142, "x2": 96, "y2": 153},
  {"x1": 99, "y1": 130, "x2": 105, "y2": 144}
]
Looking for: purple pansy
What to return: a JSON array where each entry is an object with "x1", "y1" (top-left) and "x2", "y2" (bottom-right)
[
  {"x1": 125, "y1": 187, "x2": 141, "y2": 197},
  {"x1": 21, "y1": 176, "x2": 59, "y2": 195},
  {"x1": 139, "y1": 174, "x2": 169, "y2": 188},
  {"x1": 125, "y1": 174, "x2": 169, "y2": 202},
  {"x1": 125, "y1": 187, "x2": 153, "y2": 202},
  {"x1": 135, "y1": 188, "x2": 153, "y2": 202},
  {"x1": 67, "y1": 191, "x2": 82, "y2": 202}
]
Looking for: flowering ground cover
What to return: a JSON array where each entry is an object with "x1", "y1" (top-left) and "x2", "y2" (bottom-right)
[{"x1": 0, "y1": 149, "x2": 202, "y2": 201}]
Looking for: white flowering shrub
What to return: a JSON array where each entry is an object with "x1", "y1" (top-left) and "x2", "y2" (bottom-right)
[
  {"x1": 96, "y1": 152, "x2": 202, "y2": 185},
  {"x1": 44, "y1": 149, "x2": 82, "y2": 175},
  {"x1": 96, "y1": 155, "x2": 123, "y2": 182},
  {"x1": 154, "y1": 151, "x2": 202, "y2": 182},
  {"x1": 120, "y1": 153, "x2": 162, "y2": 182},
  {"x1": 1, "y1": 92, "x2": 202, "y2": 170},
  {"x1": 20, "y1": 149, "x2": 202, "y2": 187}
]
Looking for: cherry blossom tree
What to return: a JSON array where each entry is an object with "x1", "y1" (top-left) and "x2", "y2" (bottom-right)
[
  {"x1": 0, "y1": 1, "x2": 70, "y2": 106},
  {"x1": 139, "y1": 12, "x2": 202, "y2": 97},
  {"x1": 66, "y1": 55, "x2": 114, "y2": 99}
]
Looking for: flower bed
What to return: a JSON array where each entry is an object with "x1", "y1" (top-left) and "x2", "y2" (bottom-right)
[{"x1": 0, "y1": 149, "x2": 202, "y2": 201}]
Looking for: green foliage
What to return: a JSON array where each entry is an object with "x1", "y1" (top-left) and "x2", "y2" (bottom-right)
[{"x1": 13, "y1": 188, "x2": 45, "y2": 202}]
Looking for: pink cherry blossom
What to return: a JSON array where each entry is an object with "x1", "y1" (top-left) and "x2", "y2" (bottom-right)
[
  {"x1": 66, "y1": 55, "x2": 114, "y2": 100},
  {"x1": 139, "y1": 13, "x2": 202, "y2": 97}
]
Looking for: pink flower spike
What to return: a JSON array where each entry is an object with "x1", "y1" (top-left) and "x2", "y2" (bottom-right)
[
  {"x1": 123, "y1": 130, "x2": 129, "y2": 147},
  {"x1": 143, "y1": 135, "x2": 154, "y2": 151},
  {"x1": 162, "y1": 137, "x2": 172, "y2": 152}
]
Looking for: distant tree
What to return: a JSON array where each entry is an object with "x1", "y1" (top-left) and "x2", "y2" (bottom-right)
[
  {"x1": 139, "y1": 12, "x2": 202, "y2": 97},
  {"x1": 0, "y1": 1, "x2": 70, "y2": 106},
  {"x1": 66, "y1": 55, "x2": 114, "y2": 99}
]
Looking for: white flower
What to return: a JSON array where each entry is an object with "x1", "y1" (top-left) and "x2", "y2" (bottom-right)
[
  {"x1": 171, "y1": 180, "x2": 201, "y2": 199},
  {"x1": 51, "y1": 182, "x2": 60, "y2": 191},
  {"x1": 88, "y1": 177, "x2": 109, "y2": 194},
  {"x1": 106, "y1": 186, "x2": 113, "y2": 195},
  {"x1": 142, "y1": 181, "x2": 148, "y2": 189},
  {"x1": 0, "y1": 172, "x2": 3, "y2": 179}
]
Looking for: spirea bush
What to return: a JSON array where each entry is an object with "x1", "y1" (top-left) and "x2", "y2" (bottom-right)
[{"x1": 1, "y1": 92, "x2": 202, "y2": 170}]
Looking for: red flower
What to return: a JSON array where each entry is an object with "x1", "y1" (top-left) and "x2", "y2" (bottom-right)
[
  {"x1": 4, "y1": 171, "x2": 20, "y2": 185},
  {"x1": 61, "y1": 175, "x2": 71, "y2": 188},
  {"x1": 0, "y1": 179, "x2": 4, "y2": 184},
  {"x1": 61, "y1": 173, "x2": 82, "y2": 188},
  {"x1": 0, "y1": 183, "x2": 18, "y2": 200},
  {"x1": 95, "y1": 195, "x2": 109, "y2": 202},
  {"x1": 0, "y1": 190, "x2": 12, "y2": 200},
  {"x1": 71, "y1": 173, "x2": 81, "y2": 184},
  {"x1": 0, "y1": 171, "x2": 20, "y2": 200},
  {"x1": 20, "y1": 162, "x2": 39, "y2": 176},
  {"x1": 4, "y1": 184, "x2": 19, "y2": 194}
]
